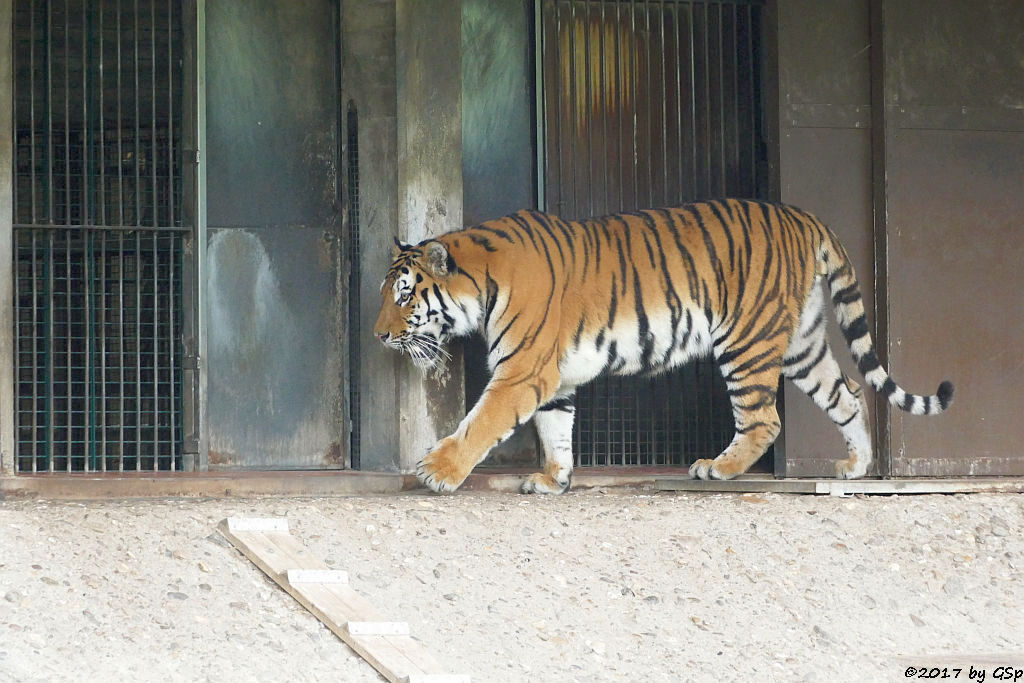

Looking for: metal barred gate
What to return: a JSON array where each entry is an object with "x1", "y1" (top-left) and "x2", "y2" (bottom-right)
[
  {"x1": 538, "y1": 0, "x2": 768, "y2": 468},
  {"x1": 12, "y1": 0, "x2": 190, "y2": 472}
]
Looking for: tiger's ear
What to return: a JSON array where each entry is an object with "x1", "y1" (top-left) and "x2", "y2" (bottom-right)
[
  {"x1": 424, "y1": 241, "x2": 452, "y2": 277},
  {"x1": 392, "y1": 236, "x2": 412, "y2": 258}
]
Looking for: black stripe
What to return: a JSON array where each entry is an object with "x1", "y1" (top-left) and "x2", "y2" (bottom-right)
[
  {"x1": 856, "y1": 349, "x2": 881, "y2": 377},
  {"x1": 468, "y1": 234, "x2": 497, "y2": 252},
  {"x1": 880, "y1": 377, "x2": 897, "y2": 398},
  {"x1": 843, "y1": 314, "x2": 870, "y2": 345},
  {"x1": 484, "y1": 272, "x2": 498, "y2": 327},
  {"x1": 788, "y1": 342, "x2": 829, "y2": 381},
  {"x1": 538, "y1": 396, "x2": 575, "y2": 412},
  {"x1": 831, "y1": 283, "x2": 861, "y2": 306},
  {"x1": 836, "y1": 411, "x2": 858, "y2": 427}
]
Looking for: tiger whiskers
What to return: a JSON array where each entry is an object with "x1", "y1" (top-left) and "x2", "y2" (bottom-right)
[{"x1": 402, "y1": 334, "x2": 451, "y2": 374}]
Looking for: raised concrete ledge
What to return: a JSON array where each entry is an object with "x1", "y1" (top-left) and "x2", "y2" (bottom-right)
[{"x1": 2, "y1": 469, "x2": 1022, "y2": 500}]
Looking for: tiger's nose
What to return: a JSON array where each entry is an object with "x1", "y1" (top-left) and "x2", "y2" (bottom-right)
[{"x1": 376, "y1": 332, "x2": 390, "y2": 343}]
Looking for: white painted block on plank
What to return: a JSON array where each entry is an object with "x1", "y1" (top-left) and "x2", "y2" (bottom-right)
[
  {"x1": 286, "y1": 569, "x2": 349, "y2": 584},
  {"x1": 226, "y1": 517, "x2": 289, "y2": 532},
  {"x1": 346, "y1": 621, "x2": 411, "y2": 636}
]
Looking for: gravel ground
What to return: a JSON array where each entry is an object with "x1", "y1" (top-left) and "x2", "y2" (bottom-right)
[{"x1": 1, "y1": 488, "x2": 1022, "y2": 682}]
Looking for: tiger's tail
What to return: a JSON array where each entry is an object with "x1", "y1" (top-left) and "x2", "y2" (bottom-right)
[{"x1": 820, "y1": 229, "x2": 954, "y2": 416}]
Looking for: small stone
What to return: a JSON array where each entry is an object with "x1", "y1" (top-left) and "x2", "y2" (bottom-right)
[
  {"x1": 40, "y1": 576, "x2": 59, "y2": 586},
  {"x1": 621, "y1": 587, "x2": 635, "y2": 597},
  {"x1": 167, "y1": 591, "x2": 189, "y2": 600},
  {"x1": 992, "y1": 526, "x2": 1009, "y2": 538},
  {"x1": 4, "y1": 591, "x2": 22, "y2": 604},
  {"x1": 644, "y1": 595, "x2": 660, "y2": 604},
  {"x1": 229, "y1": 602, "x2": 248, "y2": 611},
  {"x1": 198, "y1": 583, "x2": 213, "y2": 592},
  {"x1": 198, "y1": 561, "x2": 212, "y2": 573},
  {"x1": 521, "y1": 527, "x2": 534, "y2": 537},
  {"x1": 813, "y1": 625, "x2": 834, "y2": 643},
  {"x1": 443, "y1": 593, "x2": 456, "y2": 602},
  {"x1": 909, "y1": 614, "x2": 926, "y2": 627}
]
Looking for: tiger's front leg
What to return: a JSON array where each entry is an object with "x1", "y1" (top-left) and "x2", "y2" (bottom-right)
[{"x1": 416, "y1": 364, "x2": 559, "y2": 493}]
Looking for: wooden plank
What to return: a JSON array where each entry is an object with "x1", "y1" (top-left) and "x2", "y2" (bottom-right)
[
  {"x1": 218, "y1": 518, "x2": 469, "y2": 683},
  {"x1": 654, "y1": 476, "x2": 1024, "y2": 495}
]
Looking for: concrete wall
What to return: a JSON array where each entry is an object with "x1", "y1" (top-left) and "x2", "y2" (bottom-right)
[{"x1": 343, "y1": 0, "x2": 467, "y2": 472}]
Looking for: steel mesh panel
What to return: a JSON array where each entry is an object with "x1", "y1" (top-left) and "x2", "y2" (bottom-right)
[
  {"x1": 12, "y1": 0, "x2": 186, "y2": 472},
  {"x1": 540, "y1": 0, "x2": 766, "y2": 467}
]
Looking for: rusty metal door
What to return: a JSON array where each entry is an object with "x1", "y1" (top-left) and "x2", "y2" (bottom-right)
[
  {"x1": 203, "y1": 0, "x2": 347, "y2": 469},
  {"x1": 538, "y1": 0, "x2": 767, "y2": 467}
]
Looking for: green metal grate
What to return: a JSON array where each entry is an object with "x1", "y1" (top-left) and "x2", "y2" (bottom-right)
[{"x1": 12, "y1": 0, "x2": 186, "y2": 472}]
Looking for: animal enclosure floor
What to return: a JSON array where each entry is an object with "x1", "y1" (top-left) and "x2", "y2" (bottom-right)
[{"x1": 1, "y1": 488, "x2": 1022, "y2": 681}]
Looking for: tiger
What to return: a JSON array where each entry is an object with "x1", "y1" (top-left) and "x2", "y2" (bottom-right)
[{"x1": 373, "y1": 199, "x2": 954, "y2": 494}]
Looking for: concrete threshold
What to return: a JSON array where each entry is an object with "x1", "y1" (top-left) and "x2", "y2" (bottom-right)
[{"x1": 1, "y1": 468, "x2": 1022, "y2": 500}]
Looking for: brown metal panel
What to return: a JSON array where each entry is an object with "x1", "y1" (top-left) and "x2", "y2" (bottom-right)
[
  {"x1": 887, "y1": 130, "x2": 1024, "y2": 476},
  {"x1": 776, "y1": 0, "x2": 877, "y2": 476},
  {"x1": 779, "y1": 127, "x2": 877, "y2": 477},
  {"x1": 885, "y1": 0, "x2": 1024, "y2": 111}
]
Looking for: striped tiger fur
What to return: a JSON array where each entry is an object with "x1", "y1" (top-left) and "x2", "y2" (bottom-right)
[{"x1": 373, "y1": 199, "x2": 954, "y2": 493}]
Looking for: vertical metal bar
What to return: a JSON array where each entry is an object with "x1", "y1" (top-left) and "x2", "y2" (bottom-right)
[
  {"x1": 135, "y1": 229, "x2": 141, "y2": 469},
  {"x1": 659, "y1": 0, "x2": 667, "y2": 205},
  {"x1": 134, "y1": 0, "x2": 140, "y2": 227},
  {"x1": 643, "y1": 0, "x2": 652, "y2": 209},
  {"x1": 100, "y1": 230, "x2": 107, "y2": 469},
  {"x1": 30, "y1": 0, "x2": 38, "y2": 224},
  {"x1": 747, "y1": 3, "x2": 756, "y2": 195},
  {"x1": 598, "y1": 1, "x2": 607, "y2": 217},
  {"x1": 168, "y1": 0, "x2": 174, "y2": 227},
  {"x1": 169, "y1": 232, "x2": 176, "y2": 469},
  {"x1": 117, "y1": 0, "x2": 124, "y2": 226},
  {"x1": 717, "y1": 2, "x2": 726, "y2": 193},
  {"x1": 64, "y1": 234, "x2": 71, "y2": 471},
  {"x1": 99, "y1": 0, "x2": 106, "y2": 228},
  {"x1": 151, "y1": 0, "x2": 157, "y2": 227},
  {"x1": 45, "y1": 231, "x2": 53, "y2": 471},
  {"x1": 152, "y1": 231, "x2": 159, "y2": 469},
  {"x1": 674, "y1": 1, "x2": 683, "y2": 199},
  {"x1": 46, "y1": 0, "x2": 54, "y2": 225},
  {"x1": 118, "y1": 233, "x2": 125, "y2": 470},
  {"x1": 629, "y1": 0, "x2": 637, "y2": 211},
  {"x1": 566, "y1": 1, "x2": 576, "y2": 218},
  {"x1": 869, "y1": 0, "x2": 891, "y2": 476},
  {"x1": 83, "y1": 0, "x2": 94, "y2": 470},
  {"x1": 31, "y1": 233, "x2": 40, "y2": 470},
  {"x1": 613, "y1": 0, "x2": 622, "y2": 212},
  {"x1": 582, "y1": 0, "x2": 591, "y2": 217},
  {"x1": 688, "y1": 1, "x2": 697, "y2": 198},
  {"x1": 82, "y1": 0, "x2": 89, "y2": 227}
]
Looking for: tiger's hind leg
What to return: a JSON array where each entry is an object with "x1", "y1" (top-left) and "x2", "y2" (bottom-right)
[
  {"x1": 782, "y1": 282, "x2": 872, "y2": 479},
  {"x1": 521, "y1": 394, "x2": 575, "y2": 494},
  {"x1": 689, "y1": 347, "x2": 784, "y2": 481}
]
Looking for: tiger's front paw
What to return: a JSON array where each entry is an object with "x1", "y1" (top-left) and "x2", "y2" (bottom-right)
[
  {"x1": 688, "y1": 458, "x2": 726, "y2": 481},
  {"x1": 520, "y1": 471, "x2": 572, "y2": 495},
  {"x1": 416, "y1": 440, "x2": 469, "y2": 493}
]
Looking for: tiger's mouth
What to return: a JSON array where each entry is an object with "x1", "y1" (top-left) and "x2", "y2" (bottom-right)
[{"x1": 399, "y1": 333, "x2": 451, "y2": 370}]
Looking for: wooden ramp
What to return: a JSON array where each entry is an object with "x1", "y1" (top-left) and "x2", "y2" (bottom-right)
[{"x1": 218, "y1": 517, "x2": 469, "y2": 683}]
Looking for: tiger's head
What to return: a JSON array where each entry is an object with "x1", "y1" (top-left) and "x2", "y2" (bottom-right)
[{"x1": 373, "y1": 237, "x2": 478, "y2": 370}]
